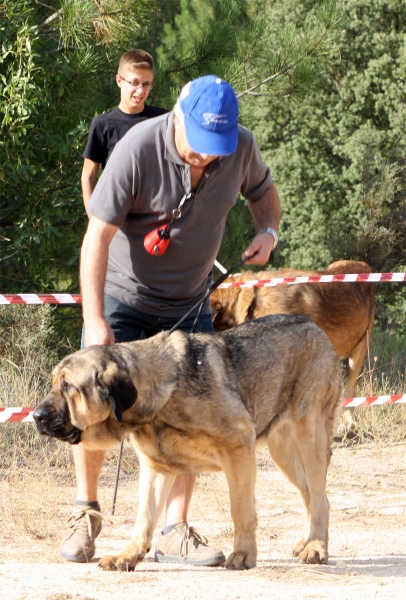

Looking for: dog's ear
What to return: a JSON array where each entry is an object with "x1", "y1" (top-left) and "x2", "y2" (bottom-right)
[
  {"x1": 210, "y1": 299, "x2": 223, "y2": 321},
  {"x1": 93, "y1": 370, "x2": 137, "y2": 422}
]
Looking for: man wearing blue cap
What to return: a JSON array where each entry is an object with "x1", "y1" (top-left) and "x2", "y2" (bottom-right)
[{"x1": 61, "y1": 75, "x2": 281, "y2": 566}]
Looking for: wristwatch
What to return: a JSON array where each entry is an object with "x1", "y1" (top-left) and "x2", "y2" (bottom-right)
[{"x1": 259, "y1": 227, "x2": 279, "y2": 249}]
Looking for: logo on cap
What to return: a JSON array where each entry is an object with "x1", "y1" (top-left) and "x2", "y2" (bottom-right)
[{"x1": 202, "y1": 113, "x2": 228, "y2": 125}]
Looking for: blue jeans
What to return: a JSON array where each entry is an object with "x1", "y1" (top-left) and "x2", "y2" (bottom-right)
[{"x1": 81, "y1": 294, "x2": 215, "y2": 346}]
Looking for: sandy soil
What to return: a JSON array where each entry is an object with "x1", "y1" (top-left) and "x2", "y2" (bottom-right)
[{"x1": 1, "y1": 441, "x2": 406, "y2": 600}]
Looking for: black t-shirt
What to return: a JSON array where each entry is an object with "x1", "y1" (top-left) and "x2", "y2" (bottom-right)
[{"x1": 83, "y1": 105, "x2": 168, "y2": 169}]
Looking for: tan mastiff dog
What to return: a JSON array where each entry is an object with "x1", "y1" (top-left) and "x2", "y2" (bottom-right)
[
  {"x1": 34, "y1": 315, "x2": 342, "y2": 572},
  {"x1": 211, "y1": 260, "x2": 375, "y2": 398}
]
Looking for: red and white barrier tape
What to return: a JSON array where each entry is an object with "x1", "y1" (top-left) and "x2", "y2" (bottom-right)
[
  {"x1": 341, "y1": 395, "x2": 406, "y2": 408},
  {"x1": 2, "y1": 396, "x2": 406, "y2": 422},
  {"x1": 1, "y1": 272, "x2": 405, "y2": 304},
  {"x1": 219, "y1": 272, "x2": 406, "y2": 289},
  {"x1": 0, "y1": 408, "x2": 35, "y2": 422},
  {"x1": 0, "y1": 294, "x2": 81, "y2": 305}
]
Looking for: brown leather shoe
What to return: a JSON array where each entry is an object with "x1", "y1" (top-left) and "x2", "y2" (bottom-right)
[
  {"x1": 155, "y1": 522, "x2": 225, "y2": 566},
  {"x1": 59, "y1": 504, "x2": 104, "y2": 562}
]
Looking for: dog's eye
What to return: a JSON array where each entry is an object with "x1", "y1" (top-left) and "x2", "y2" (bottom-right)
[{"x1": 62, "y1": 380, "x2": 73, "y2": 391}]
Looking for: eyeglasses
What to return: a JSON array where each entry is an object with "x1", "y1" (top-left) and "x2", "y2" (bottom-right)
[{"x1": 118, "y1": 74, "x2": 153, "y2": 90}]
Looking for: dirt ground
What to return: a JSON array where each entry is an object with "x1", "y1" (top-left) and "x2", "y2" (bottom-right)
[{"x1": 1, "y1": 441, "x2": 406, "y2": 600}]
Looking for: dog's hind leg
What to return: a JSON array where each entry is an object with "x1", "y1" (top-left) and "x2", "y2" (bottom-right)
[
  {"x1": 340, "y1": 333, "x2": 369, "y2": 433},
  {"x1": 267, "y1": 419, "x2": 331, "y2": 564},
  {"x1": 291, "y1": 420, "x2": 331, "y2": 564},
  {"x1": 222, "y1": 446, "x2": 258, "y2": 570},
  {"x1": 98, "y1": 460, "x2": 176, "y2": 571},
  {"x1": 344, "y1": 333, "x2": 369, "y2": 399},
  {"x1": 267, "y1": 425, "x2": 311, "y2": 538}
]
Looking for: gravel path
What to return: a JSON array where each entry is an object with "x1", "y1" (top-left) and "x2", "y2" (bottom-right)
[{"x1": 1, "y1": 442, "x2": 405, "y2": 600}]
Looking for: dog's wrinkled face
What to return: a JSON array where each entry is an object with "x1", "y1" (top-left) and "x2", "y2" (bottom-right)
[{"x1": 33, "y1": 346, "x2": 137, "y2": 444}]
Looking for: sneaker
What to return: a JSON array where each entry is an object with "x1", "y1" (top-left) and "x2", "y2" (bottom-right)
[
  {"x1": 59, "y1": 504, "x2": 105, "y2": 562},
  {"x1": 155, "y1": 522, "x2": 225, "y2": 566}
]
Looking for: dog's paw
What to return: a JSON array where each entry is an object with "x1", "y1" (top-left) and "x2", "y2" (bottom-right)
[
  {"x1": 295, "y1": 540, "x2": 328, "y2": 564},
  {"x1": 98, "y1": 555, "x2": 135, "y2": 571},
  {"x1": 292, "y1": 538, "x2": 307, "y2": 557},
  {"x1": 225, "y1": 550, "x2": 256, "y2": 570}
]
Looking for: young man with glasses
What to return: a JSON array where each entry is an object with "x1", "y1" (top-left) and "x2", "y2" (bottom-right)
[
  {"x1": 81, "y1": 49, "x2": 167, "y2": 213},
  {"x1": 63, "y1": 75, "x2": 280, "y2": 569}
]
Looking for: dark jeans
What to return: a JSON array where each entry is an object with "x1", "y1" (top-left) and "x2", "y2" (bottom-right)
[{"x1": 82, "y1": 294, "x2": 214, "y2": 347}]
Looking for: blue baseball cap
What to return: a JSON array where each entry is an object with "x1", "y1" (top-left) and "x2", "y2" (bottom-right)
[{"x1": 179, "y1": 75, "x2": 239, "y2": 155}]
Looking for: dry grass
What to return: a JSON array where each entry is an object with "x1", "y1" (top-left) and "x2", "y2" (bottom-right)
[
  {"x1": 338, "y1": 327, "x2": 406, "y2": 443},
  {"x1": 0, "y1": 304, "x2": 56, "y2": 404},
  {"x1": 1, "y1": 305, "x2": 406, "y2": 554}
]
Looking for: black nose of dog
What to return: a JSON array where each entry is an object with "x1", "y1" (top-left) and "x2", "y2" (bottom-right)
[{"x1": 33, "y1": 404, "x2": 54, "y2": 426}]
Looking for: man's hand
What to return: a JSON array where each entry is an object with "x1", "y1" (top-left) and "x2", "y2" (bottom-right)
[
  {"x1": 242, "y1": 232, "x2": 275, "y2": 265},
  {"x1": 245, "y1": 183, "x2": 281, "y2": 265},
  {"x1": 84, "y1": 317, "x2": 115, "y2": 348}
]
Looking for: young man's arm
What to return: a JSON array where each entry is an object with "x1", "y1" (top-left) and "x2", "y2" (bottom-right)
[
  {"x1": 80, "y1": 215, "x2": 119, "y2": 347},
  {"x1": 243, "y1": 182, "x2": 281, "y2": 265},
  {"x1": 81, "y1": 158, "x2": 101, "y2": 214}
]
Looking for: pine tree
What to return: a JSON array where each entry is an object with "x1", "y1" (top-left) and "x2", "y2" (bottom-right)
[{"x1": 1, "y1": 0, "x2": 341, "y2": 292}]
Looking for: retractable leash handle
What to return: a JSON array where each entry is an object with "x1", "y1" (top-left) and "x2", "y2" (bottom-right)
[
  {"x1": 144, "y1": 225, "x2": 171, "y2": 256},
  {"x1": 169, "y1": 257, "x2": 247, "y2": 334},
  {"x1": 144, "y1": 193, "x2": 192, "y2": 257}
]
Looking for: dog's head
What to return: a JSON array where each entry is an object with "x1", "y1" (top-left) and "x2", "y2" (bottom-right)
[
  {"x1": 210, "y1": 290, "x2": 238, "y2": 331},
  {"x1": 33, "y1": 345, "x2": 137, "y2": 444},
  {"x1": 210, "y1": 274, "x2": 256, "y2": 331}
]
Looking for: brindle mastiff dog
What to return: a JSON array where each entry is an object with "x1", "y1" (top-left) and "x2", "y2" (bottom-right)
[{"x1": 33, "y1": 314, "x2": 342, "y2": 572}]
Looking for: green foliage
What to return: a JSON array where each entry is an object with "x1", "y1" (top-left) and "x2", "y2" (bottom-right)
[
  {"x1": 150, "y1": 0, "x2": 343, "y2": 272},
  {"x1": 248, "y1": 0, "x2": 406, "y2": 273},
  {"x1": 56, "y1": 0, "x2": 149, "y2": 49},
  {"x1": 237, "y1": 0, "x2": 341, "y2": 101},
  {"x1": 151, "y1": 0, "x2": 268, "y2": 105},
  {"x1": 1, "y1": 0, "x2": 342, "y2": 298},
  {"x1": 328, "y1": 159, "x2": 406, "y2": 272},
  {"x1": 152, "y1": 0, "x2": 341, "y2": 108},
  {"x1": 0, "y1": 0, "x2": 155, "y2": 293}
]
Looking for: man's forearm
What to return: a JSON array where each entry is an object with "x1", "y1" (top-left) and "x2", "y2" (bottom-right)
[
  {"x1": 80, "y1": 218, "x2": 118, "y2": 347},
  {"x1": 80, "y1": 218, "x2": 118, "y2": 321},
  {"x1": 242, "y1": 182, "x2": 281, "y2": 265},
  {"x1": 81, "y1": 159, "x2": 100, "y2": 213},
  {"x1": 248, "y1": 182, "x2": 281, "y2": 233},
  {"x1": 82, "y1": 180, "x2": 96, "y2": 213},
  {"x1": 80, "y1": 230, "x2": 109, "y2": 323}
]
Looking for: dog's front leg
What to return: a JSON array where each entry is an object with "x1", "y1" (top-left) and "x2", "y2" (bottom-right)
[
  {"x1": 222, "y1": 447, "x2": 258, "y2": 570},
  {"x1": 99, "y1": 461, "x2": 176, "y2": 571}
]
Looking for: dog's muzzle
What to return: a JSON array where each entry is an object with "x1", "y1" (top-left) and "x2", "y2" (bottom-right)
[{"x1": 33, "y1": 399, "x2": 81, "y2": 444}]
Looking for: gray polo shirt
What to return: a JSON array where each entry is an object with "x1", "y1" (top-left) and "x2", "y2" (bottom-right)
[{"x1": 88, "y1": 112, "x2": 271, "y2": 317}]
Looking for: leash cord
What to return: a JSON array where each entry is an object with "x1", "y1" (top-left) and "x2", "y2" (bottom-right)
[
  {"x1": 169, "y1": 257, "x2": 247, "y2": 334},
  {"x1": 111, "y1": 256, "x2": 247, "y2": 514}
]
